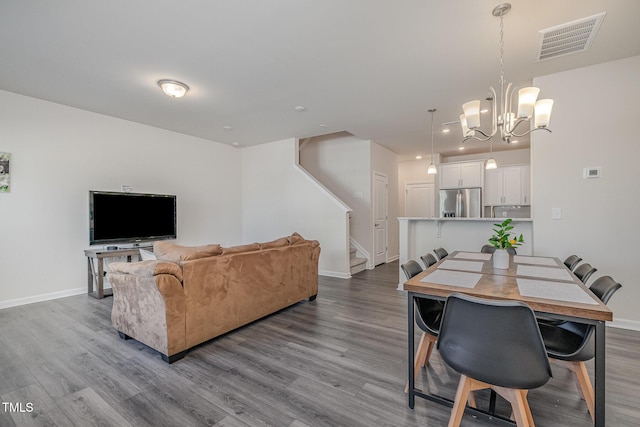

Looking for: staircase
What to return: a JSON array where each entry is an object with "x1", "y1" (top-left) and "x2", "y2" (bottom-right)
[{"x1": 349, "y1": 246, "x2": 367, "y2": 275}]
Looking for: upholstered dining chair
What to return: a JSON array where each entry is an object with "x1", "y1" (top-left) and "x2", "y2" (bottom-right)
[
  {"x1": 401, "y1": 260, "x2": 444, "y2": 393},
  {"x1": 480, "y1": 244, "x2": 496, "y2": 254},
  {"x1": 563, "y1": 254, "x2": 582, "y2": 271},
  {"x1": 437, "y1": 293, "x2": 552, "y2": 427},
  {"x1": 433, "y1": 247, "x2": 449, "y2": 260},
  {"x1": 573, "y1": 262, "x2": 597, "y2": 284},
  {"x1": 420, "y1": 252, "x2": 438, "y2": 269},
  {"x1": 538, "y1": 276, "x2": 622, "y2": 422}
]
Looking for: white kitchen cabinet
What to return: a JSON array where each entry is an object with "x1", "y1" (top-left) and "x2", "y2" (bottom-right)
[
  {"x1": 484, "y1": 165, "x2": 531, "y2": 205},
  {"x1": 440, "y1": 161, "x2": 484, "y2": 189}
]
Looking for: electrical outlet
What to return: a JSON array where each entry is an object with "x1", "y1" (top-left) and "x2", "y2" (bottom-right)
[{"x1": 552, "y1": 207, "x2": 562, "y2": 220}]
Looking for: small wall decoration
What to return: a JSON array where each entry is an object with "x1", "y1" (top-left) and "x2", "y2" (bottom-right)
[{"x1": 0, "y1": 152, "x2": 10, "y2": 192}]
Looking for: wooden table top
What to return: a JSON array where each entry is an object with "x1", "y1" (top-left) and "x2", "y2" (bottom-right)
[{"x1": 404, "y1": 251, "x2": 613, "y2": 322}]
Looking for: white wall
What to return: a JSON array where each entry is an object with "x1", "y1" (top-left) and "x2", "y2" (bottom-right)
[
  {"x1": 242, "y1": 138, "x2": 351, "y2": 278},
  {"x1": 299, "y1": 133, "x2": 371, "y2": 260},
  {"x1": 300, "y1": 133, "x2": 400, "y2": 266},
  {"x1": 532, "y1": 55, "x2": 640, "y2": 328},
  {"x1": 0, "y1": 90, "x2": 243, "y2": 307}
]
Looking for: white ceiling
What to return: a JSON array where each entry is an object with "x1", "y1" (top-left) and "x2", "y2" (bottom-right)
[{"x1": 2, "y1": 0, "x2": 639, "y2": 160}]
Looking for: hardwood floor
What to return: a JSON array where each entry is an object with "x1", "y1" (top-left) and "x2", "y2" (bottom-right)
[{"x1": 1, "y1": 261, "x2": 639, "y2": 426}]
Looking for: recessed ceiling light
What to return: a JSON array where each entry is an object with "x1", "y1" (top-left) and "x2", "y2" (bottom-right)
[
  {"x1": 511, "y1": 139, "x2": 519, "y2": 143},
  {"x1": 294, "y1": 106, "x2": 306, "y2": 112},
  {"x1": 231, "y1": 142, "x2": 240, "y2": 147},
  {"x1": 442, "y1": 128, "x2": 451, "y2": 133},
  {"x1": 157, "y1": 79, "x2": 189, "y2": 98},
  {"x1": 416, "y1": 155, "x2": 422, "y2": 159},
  {"x1": 480, "y1": 109, "x2": 489, "y2": 113},
  {"x1": 223, "y1": 125, "x2": 233, "y2": 131},
  {"x1": 458, "y1": 146, "x2": 465, "y2": 150},
  {"x1": 319, "y1": 124, "x2": 327, "y2": 128}
]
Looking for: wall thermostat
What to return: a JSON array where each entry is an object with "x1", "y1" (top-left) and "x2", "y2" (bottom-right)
[{"x1": 583, "y1": 167, "x2": 601, "y2": 179}]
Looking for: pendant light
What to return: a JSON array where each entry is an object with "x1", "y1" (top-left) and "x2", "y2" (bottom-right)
[
  {"x1": 486, "y1": 138, "x2": 497, "y2": 169},
  {"x1": 427, "y1": 109, "x2": 437, "y2": 174}
]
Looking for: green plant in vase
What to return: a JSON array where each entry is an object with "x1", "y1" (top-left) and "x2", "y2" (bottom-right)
[{"x1": 489, "y1": 218, "x2": 524, "y2": 249}]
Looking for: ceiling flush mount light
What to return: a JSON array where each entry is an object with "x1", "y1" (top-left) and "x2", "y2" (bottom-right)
[
  {"x1": 427, "y1": 109, "x2": 437, "y2": 175},
  {"x1": 460, "y1": 3, "x2": 553, "y2": 144},
  {"x1": 158, "y1": 79, "x2": 189, "y2": 98}
]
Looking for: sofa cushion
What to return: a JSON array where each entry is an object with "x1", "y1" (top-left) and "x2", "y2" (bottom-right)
[
  {"x1": 260, "y1": 236, "x2": 290, "y2": 250},
  {"x1": 109, "y1": 260, "x2": 183, "y2": 282},
  {"x1": 221, "y1": 243, "x2": 261, "y2": 255},
  {"x1": 154, "y1": 241, "x2": 222, "y2": 263}
]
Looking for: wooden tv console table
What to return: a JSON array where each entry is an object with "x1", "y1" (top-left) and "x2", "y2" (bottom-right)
[{"x1": 84, "y1": 246, "x2": 152, "y2": 299}]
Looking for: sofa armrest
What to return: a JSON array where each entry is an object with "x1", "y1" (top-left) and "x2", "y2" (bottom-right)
[
  {"x1": 109, "y1": 260, "x2": 183, "y2": 283},
  {"x1": 109, "y1": 262, "x2": 186, "y2": 358}
]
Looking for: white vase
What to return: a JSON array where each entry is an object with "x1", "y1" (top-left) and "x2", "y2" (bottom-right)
[{"x1": 493, "y1": 249, "x2": 510, "y2": 269}]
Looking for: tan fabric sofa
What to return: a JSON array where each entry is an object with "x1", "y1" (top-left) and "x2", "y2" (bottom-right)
[{"x1": 107, "y1": 233, "x2": 320, "y2": 363}]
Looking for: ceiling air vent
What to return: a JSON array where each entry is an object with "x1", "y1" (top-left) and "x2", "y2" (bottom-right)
[{"x1": 536, "y1": 12, "x2": 606, "y2": 62}]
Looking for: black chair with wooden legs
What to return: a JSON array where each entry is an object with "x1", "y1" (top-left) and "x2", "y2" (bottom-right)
[
  {"x1": 433, "y1": 247, "x2": 449, "y2": 260},
  {"x1": 573, "y1": 262, "x2": 597, "y2": 284},
  {"x1": 538, "y1": 275, "x2": 622, "y2": 422},
  {"x1": 401, "y1": 260, "x2": 444, "y2": 393},
  {"x1": 437, "y1": 293, "x2": 552, "y2": 427},
  {"x1": 420, "y1": 252, "x2": 438, "y2": 269},
  {"x1": 563, "y1": 254, "x2": 582, "y2": 271}
]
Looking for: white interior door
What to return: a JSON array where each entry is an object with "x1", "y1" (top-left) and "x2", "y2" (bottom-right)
[
  {"x1": 405, "y1": 182, "x2": 435, "y2": 217},
  {"x1": 373, "y1": 172, "x2": 388, "y2": 266}
]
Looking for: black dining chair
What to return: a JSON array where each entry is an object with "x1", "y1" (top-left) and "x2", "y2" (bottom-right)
[
  {"x1": 420, "y1": 252, "x2": 438, "y2": 269},
  {"x1": 573, "y1": 262, "x2": 597, "y2": 284},
  {"x1": 401, "y1": 260, "x2": 444, "y2": 393},
  {"x1": 433, "y1": 247, "x2": 449, "y2": 260},
  {"x1": 480, "y1": 244, "x2": 496, "y2": 254},
  {"x1": 538, "y1": 276, "x2": 622, "y2": 422},
  {"x1": 437, "y1": 293, "x2": 552, "y2": 427},
  {"x1": 563, "y1": 254, "x2": 582, "y2": 271}
]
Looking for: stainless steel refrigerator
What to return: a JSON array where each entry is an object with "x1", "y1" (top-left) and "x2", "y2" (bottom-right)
[{"x1": 439, "y1": 188, "x2": 482, "y2": 218}]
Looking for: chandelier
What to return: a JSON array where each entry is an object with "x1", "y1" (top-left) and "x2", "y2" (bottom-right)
[{"x1": 460, "y1": 3, "x2": 553, "y2": 146}]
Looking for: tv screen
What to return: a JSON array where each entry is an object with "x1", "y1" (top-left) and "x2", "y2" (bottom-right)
[{"x1": 89, "y1": 191, "x2": 177, "y2": 245}]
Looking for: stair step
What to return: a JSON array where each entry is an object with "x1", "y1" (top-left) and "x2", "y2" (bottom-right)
[{"x1": 350, "y1": 257, "x2": 367, "y2": 275}]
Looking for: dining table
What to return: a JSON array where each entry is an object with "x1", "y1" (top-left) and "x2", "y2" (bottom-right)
[{"x1": 404, "y1": 251, "x2": 613, "y2": 427}]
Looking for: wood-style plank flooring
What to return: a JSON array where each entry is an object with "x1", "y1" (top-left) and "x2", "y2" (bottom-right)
[{"x1": 1, "y1": 261, "x2": 639, "y2": 426}]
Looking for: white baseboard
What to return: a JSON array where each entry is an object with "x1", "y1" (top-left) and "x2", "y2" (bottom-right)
[
  {"x1": 319, "y1": 270, "x2": 351, "y2": 279},
  {"x1": 387, "y1": 255, "x2": 399, "y2": 263},
  {"x1": 0, "y1": 287, "x2": 86, "y2": 310},
  {"x1": 609, "y1": 318, "x2": 640, "y2": 332}
]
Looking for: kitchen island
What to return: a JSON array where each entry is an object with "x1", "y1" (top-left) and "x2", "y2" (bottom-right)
[{"x1": 397, "y1": 217, "x2": 533, "y2": 288}]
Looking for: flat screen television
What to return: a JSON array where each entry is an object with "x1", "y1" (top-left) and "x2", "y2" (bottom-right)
[{"x1": 89, "y1": 191, "x2": 177, "y2": 246}]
